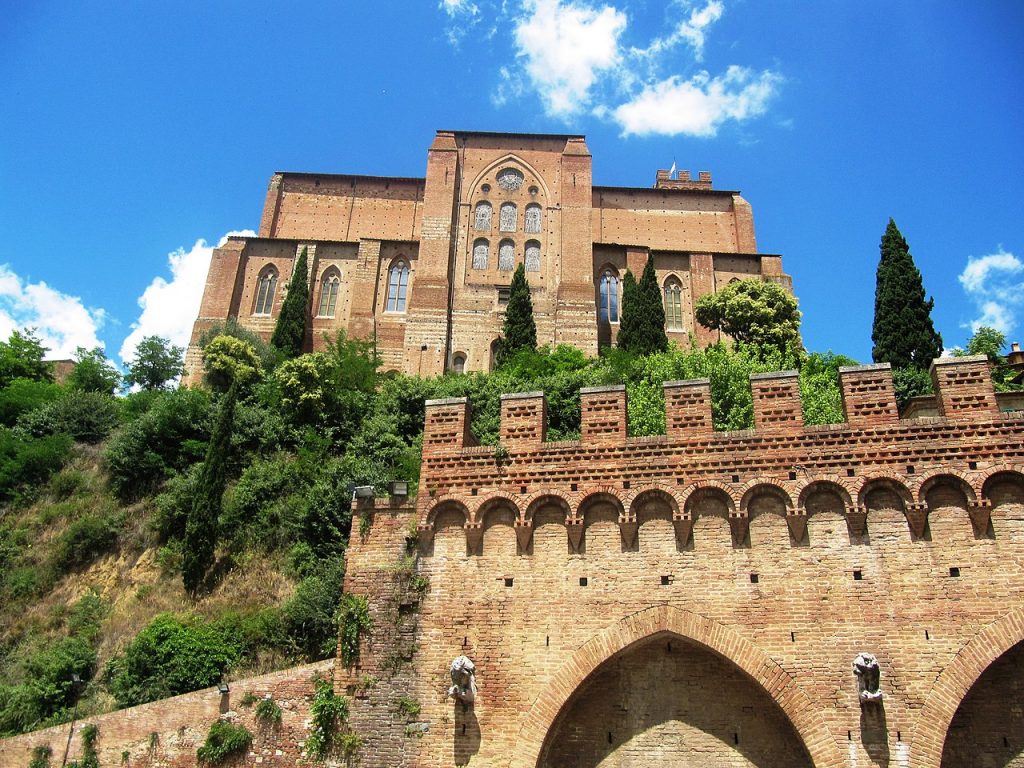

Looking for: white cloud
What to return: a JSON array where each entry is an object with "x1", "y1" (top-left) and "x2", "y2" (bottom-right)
[
  {"x1": 613, "y1": 66, "x2": 782, "y2": 137},
  {"x1": 0, "y1": 265, "x2": 106, "y2": 359},
  {"x1": 636, "y1": 0, "x2": 724, "y2": 62},
  {"x1": 118, "y1": 230, "x2": 255, "y2": 364},
  {"x1": 958, "y1": 248, "x2": 1024, "y2": 336},
  {"x1": 512, "y1": 0, "x2": 627, "y2": 116},
  {"x1": 440, "y1": 0, "x2": 479, "y2": 16}
]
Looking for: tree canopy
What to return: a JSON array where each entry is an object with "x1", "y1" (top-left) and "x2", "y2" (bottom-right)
[
  {"x1": 0, "y1": 329, "x2": 52, "y2": 387},
  {"x1": 271, "y1": 247, "x2": 310, "y2": 358},
  {"x1": 694, "y1": 279, "x2": 801, "y2": 355},
  {"x1": 67, "y1": 347, "x2": 121, "y2": 395},
  {"x1": 871, "y1": 218, "x2": 942, "y2": 370},
  {"x1": 125, "y1": 336, "x2": 184, "y2": 391},
  {"x1": 618, "y1": 255, "x2": 668, "y2": 356}
]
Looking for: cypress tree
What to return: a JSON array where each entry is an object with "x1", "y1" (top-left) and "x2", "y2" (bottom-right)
[
  {"x1": 183, "y1": 380, "x2": 238, "y2": 595},
  {"x1": 271, "y1": 247, "x2": 310, "y2": 358},
  {"x1": 871, "y1": 219, "x2": 942, "y2": 369},
  {"x1": 637, "y1": 254, "x2": 668, "y2": 355},
  {"x1": 495, "y1": 263, "x2": 537, "y2": 366},
  {"x1": 616, "y1": 270, "x2": 640, "y2": 352}
]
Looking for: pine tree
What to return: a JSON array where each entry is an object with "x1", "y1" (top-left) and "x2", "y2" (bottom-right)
[
  {"x1": 636, "y1": 254, "x2": 668, "y2": 355},
  {"x1": 616, "y1": 270, "x2": 640, "y2": 352},
  {"x1": 495, "y1": 263, "x2": 537, "y2": 366},
  {"x1": 871, "y1": 219, "x2": 942, "y2": 369},
  {"x1": 271, "y1": 247, "x2": 310, "y2": 358},
  {"x1": 183, "y1": 380, "x2": 238, "y2": 595}
]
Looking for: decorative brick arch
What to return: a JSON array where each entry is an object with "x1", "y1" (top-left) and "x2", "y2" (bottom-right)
[
  {"x1": 856, "y1": 473, "x2": 913, "y2": 509},
  {"x1": 624, "y1": 483, "x2": 684, "y2": 517},
  {"x1": 423, "y1": 496, "x2": 470, "y2": 528},
  {"x1": 980, "y1": 465, "x2": 1024, "y2": 498},
  {"x1": 522, "y1": 491, "x2": 572, "y2": 521},
  {"x1": 473, "y1": 492, "x2": 521, "y2": 524},
  {"x1": 575, "y1": 486, "x2": 625, "y2": 518},
  {"x1": 680, "y1": 480, "x2": 738, "y2": 514},
  {"x1": 915, "y1": 470, "x2": 977, "y2": 505},
  {"x1": 739, "y1": 478, "x2": 795, "y2": 513},
  {"x1": 795, "y1": 476, "x2": 854, "y2": 510},
  {"x1": 907, "y1": 604, "x2": 1024, "y2": 768},
  {"x1": 508, "y1": 605, "x2": 843, "y2": 768}
]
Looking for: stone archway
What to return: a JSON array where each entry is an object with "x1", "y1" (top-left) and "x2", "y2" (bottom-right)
[
  {"x1": 908, "y1": 604, "x2": 1024, "y2": 767},
  {"x1": 508, "y1": 605, "x2": 844, "y2": 768}
]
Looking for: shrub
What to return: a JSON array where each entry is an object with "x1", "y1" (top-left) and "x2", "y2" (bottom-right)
[
  {"x1": 196, "y1": 720, "x2": 252, "y2": 764},
  {"x1": 0, "y1": 430, "x2": 72, "y2": 502},
  {"x1": 105, "y1": 388, "x2": 211, "y2": 502},
  {"x1": 0, "y1": 635, "x2": 95, "y2": 736},
  {"x1": 66, "y1": 723, "x2": 99, "y2": 768},
  {"x1": 304, "y1": 674, "x2": 349, "y2": 761},
  {"x1": 281, "y1": 558, "x2": 346, "y2": 660},
  {"x1": 337, "y1": 593, "x2": 371, "y2": 668},
  {"x1": 254, "y1": 696, "x2": 282, "y2": 725},
  {"x1": 220, "y1": 454, "x2": 305, "y2": 550},
  {"x1": 17, "y1": 391, "x2": 120, "y2": 444},
  {"x1": 28, "y1": 744, "x2": 52, "y2": 768},
  {"x1": 48, "y1": 509, "x2": 122, "y2": 577},
  {"x1": 106, "y1": 614, "x2": 240, "y2": 708},
  {"x1": 0, "y1": 378, "x2": 62, "y2": 426}
]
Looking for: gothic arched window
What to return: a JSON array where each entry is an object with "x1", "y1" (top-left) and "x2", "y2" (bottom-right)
[
  {"x1": 498, "y1": 240, "x2": 515, "y2": 272},
  {"x1": 317, "y1": 270, "x2": 341, "y2": 318},
  {"x1": 599, "y1": 269, "x2": 619, "y2": 324},
  {"x1": 254, "y1": 267, "x2": 278, "y2": 315},
  {"x1": 499, "y1": 203, "x2": 517, "y2": 232},
  {"x1": 664, "y1": 277, "x2": 683, "y2": 330},
  {"x1": 525, "y1": 203, "x2": 542, "y2": 234},
  {"x1": 474, "y1": 201, "x2": 492, "y2": 230},
  {"x1": 472, "y1": 239, "x2": 489, "y2": 270},
  {"x1": 386, "y1": 260, "x2": 410, "y2": 312},
  {"x1": 525, "y1": 240, "x2": 541, "y2": 272},
  {"x1": 452, "y1": 353, "x2": 466, "y2": 374}
]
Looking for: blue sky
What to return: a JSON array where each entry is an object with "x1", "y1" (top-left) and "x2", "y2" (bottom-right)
[{"x1": 1, "y1": 1, "x2": 1021, "y2": 365}]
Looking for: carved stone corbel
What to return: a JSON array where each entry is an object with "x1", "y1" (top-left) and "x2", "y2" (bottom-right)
[
  {"x1": 514, "y1": 518, "x2": 533, "y2": 553},
  {"x1": 967, "y1": 498, "x2": 993, "y2": 538},
  {"x1": 464, "y1": 521, "x2": 483, "y2": 556},
  {"x1": 845, "y1": 504, "x2": 868, "y2": 538},
  {"x1": 672, "y1": 513, "x2": 694, "y2": 547},
  {"x1": 618, "y1": 513, "x2": 639, "y2": 549},
  {"x1": 785, "y1": 507, "x2": 808, "y2": 543},
  {"x1": 728, "y1": 511, "x2": 749, "y2": 548},
  {"x1": 905, "y1": 502, "x2": 929, "y2": 539},
  {"x1": 566, "y1": 516, "x2": 585, "y2": 553}
]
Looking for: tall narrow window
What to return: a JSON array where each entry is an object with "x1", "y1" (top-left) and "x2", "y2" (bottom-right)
[
  {"x1": 452, "y1": 353, "x2": 466, "y2": 374},
  {"x1": 474, "y1": 201, "x2": 492, "y2": 230},
  {"x1": 498, "y1": 240, "x2": 515, "y2": 272},
  {"x1": 525, "y1": 203, "x2": 542, "y2": 234},
  {"x1": 599, "y1": 270, "x2": 619, "y2": 323},
  {"x1": 664, "y1": 278, "x2": 683, "y2": 330},
  {"x1": 386, "y1": 260, "x2": 410, "y2": 312},
  {"x1": 499, "y1": 203, "x2": 517, "y2": 232},
  {"x1": 472, "y1": 239, "x2": 489, "y2": 270},
  {"x1": 317, "y1": 270, "x2": 340, "y2": 317},
  {"x1": 525, "y1": 240, "x2": 541, "y2": 272},
  {"x1": 254, "y1": 268, "x2": 278, "y2": 315}
]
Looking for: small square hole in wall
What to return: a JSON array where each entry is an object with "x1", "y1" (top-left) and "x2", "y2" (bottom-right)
[
  {"x1": 847, "y1": 468, "x2": 856, "y2": 477},
  {"x1": 504, "y1": 578, "x2": 514, "y2": 587},
  {"x1": 789, "y1": 471, "x2": 797, "y2": 480},
  {"x1": 623, "y1": 480, "x2": 631, "y2": 490},
  {"x1": 570, "y1": 482, "x2": 578, "y2": 492},
  {"x1": 579, "y1": 577, "x2": 588, "y2": 587},
  {"x1": 906, "y1": 465, "x2": 916, "y2": 474},
  {"x1": 949, "y1": 567, "x2": 961, "y2": 578},
  {"x1": 660, "y1": 575, "x2": 671, "y2": 586},
  {"x1": 968, "y1": 461, "x2": 978, "y2": 470},
  {"x1": 750, "y1": 573, "x2": 759, "y2": 584},
  {"x1": 853, "y1": 570, "x2": 863, "y2": 581},
  {"x1": 471, "y1": 488, "x2": 478, "y2": 496},
  {"x1": 731, "y1": 474, "x2": 740, "y2": 483},
  {"x1": 520, "y1": 485, "x2": 527, "y2": 494}
]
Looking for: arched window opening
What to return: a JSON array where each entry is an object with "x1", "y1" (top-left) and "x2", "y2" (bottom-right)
[
  {"x1": 386, "y1": 260, "x2": 410, "y2": 313},
  {"x1": 599, "y1": 270, "x2": 620, "y2": 323},
  {"x1": 664, "y1": 278, "x2": 683, "y2": 331},
  {"x1": 472, "y1": 239, "x2": 489, "y2": 270},
  {"x1": 499, "y1": 203, "x2": 517, "y2": 232},
  {"x1": 474, "y1": 201, "x2": 492, "y2": 230},
  {"x1": 452, "y1": 353, "x2": 466, "y2": 374},
  {"x1": 489, "y1": 339, "x2": 501, "y2": 371},
  {"x1": 525, "y1": 203, "x2": 542, "y2": 234},
  {"x1": 317, "y1": 270, "x2": 341, "y2": 318},
  {"x1": 254, "y1": 268, "x2": 278, "y2": 315},
  {"x1": 525, "y1": 240, "x2": 541, "y2": 272},
  {"x1": 499, "y1": 240, "x2": 515, "y2": 272}
]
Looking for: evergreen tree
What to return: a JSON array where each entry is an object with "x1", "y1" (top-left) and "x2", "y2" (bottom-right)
[
  {"x1": 495, "y1": 264, "x2": 537, "y2": 366},
  {"x1": 636, "y1": 254, "x2": 668, "y2": 355},
  {"x1": 615, "y1": 270, "x2": 640, "y2": 352},
  {"x1": 871, "y1": 219, "x2": 942, "y2": 369},
  {"x1": 270, "y1": 247, "x2": 310, "y2": 358},
  {"x1": 183, "y1": 380, "x2": 238, "y2": 595}
]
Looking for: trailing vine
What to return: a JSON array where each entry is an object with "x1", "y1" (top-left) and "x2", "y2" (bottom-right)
[
  {"x1": 66, "y1": 724, "x2": 99, "y2": 768},
  {"x1": 196, "y1": 720, "x2": 253, "y2": 764},
  {"x1": 337, "y1": 593, "x2": 371, "y2": 667},
  {"x1": 305, "y1": 674, "x2": 351, "y2": 762}
]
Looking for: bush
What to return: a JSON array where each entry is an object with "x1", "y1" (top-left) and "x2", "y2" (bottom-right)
[
  {"x1": 254, "y1": 696, "x2": 282, "y2": 725},
  {"x1": 305, "y1": 674, "x2": 349, "y2": 761},
  {"x1": 196, "y1": 720, "x2": 252, "y2": 764},
  {"x1": 106, "y1": 614, "x2": 240, "y2": 708},
  {"x1": 281, "y1": 558, "x2": 346, "y2": 660},
  {"x1": 48, "y1": 509, "x2": 122, "y2": 577},
  {"x1": 17, "y1": 391, "x2": 120, "y2": 444},
  {"x1": 0, "y1": 378, "x2": 62, "y2": 427},
  {"x1": 0, "y1": 429, "x2": 72, "y2": 502},
  {"x1": 105, "y1": 388, "x2": 211, "y2": 502},
  {"x1": 220, "y1": 454, "x2": 306, "y2": 550},
  {"x1": 0, "y1": 636, "x2": 95, "y2": 736},
  {"x1": 337, "y1": 593, "x2": 370, "y2": 667}
]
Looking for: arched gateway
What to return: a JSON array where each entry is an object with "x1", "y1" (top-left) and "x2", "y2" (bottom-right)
[{"x1": 508, "y1": 606, "x2": 843, "y2": 768}]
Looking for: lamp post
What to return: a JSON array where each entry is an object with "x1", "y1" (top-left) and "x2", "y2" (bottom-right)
[{"x1": 60, "y1": 673, "x2": 82, "y2": 767}]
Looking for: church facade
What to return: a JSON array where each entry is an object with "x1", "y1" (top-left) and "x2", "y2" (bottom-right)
[{"x1": 185, "y1": 130, "x2": 790, "y2": 382}]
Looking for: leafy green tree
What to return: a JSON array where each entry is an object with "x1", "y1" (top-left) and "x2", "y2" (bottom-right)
[
  {"x1": 183, "y1": 380, "x2": 238, "y2": 594},
  {"x1": 270, "y1": 247, "x2": 310, "y2": 358},
  {"x1": 953, "y1": 326, "x2": 1023, "y2": 391},
  {"x1": 495, "y1": 264, "x2": 537, "y2": 366},
  {"x1": 0, "y1": 379, "x2": 62, "y2": 427},
  {"x1": 0, "y1": 329, "x2": 52, "y2": 387},
  {"x1": 615, "y1": 270, "x2": 640, "y2": 352},
  {"x1": 871, "y1": 219, "x2": 943, "y2": 370},
  {"x1": 125, "y1": 336, "x2": 184, "y2": 391},
  {"x1": 695, "y1": 279, "x2": 802, "y2": 355},
  {"x1": 66, "y1": 347, "x2": 121, "y2": 394},
  {"x1": 201, "y1": 336, "x2": 262, "y2": 394}
]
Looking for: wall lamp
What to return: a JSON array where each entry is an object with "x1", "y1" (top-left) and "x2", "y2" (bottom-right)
[
  {"x1": 218, "y1": 683, "x2": 230, "y2": 695},
  {"x1": 352, "y1": 485, "x2": 375, "y2": 500},
  {"x1": 389, "y1": 481, "x2": 409, "y2": 497}
]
